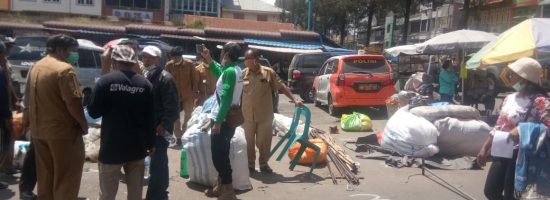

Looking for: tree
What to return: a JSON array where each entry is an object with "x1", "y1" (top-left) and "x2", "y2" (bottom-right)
[
  {"x1": 458, "y1": 0, "x2": 470, "y2": 29},
  {"x1": 401, "y1": 0, "x2": 413, "y2": 45}
]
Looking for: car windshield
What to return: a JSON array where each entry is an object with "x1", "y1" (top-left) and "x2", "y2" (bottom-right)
[
  {"x1": 7, "y1": 37, "x2": 47, "y2": 61},
  {"x1": 301, "y1": 54, "x2": 330, "y2": 68},
  {"x1": 342, "y1": 58, "x2": 389, "y2": 74}
]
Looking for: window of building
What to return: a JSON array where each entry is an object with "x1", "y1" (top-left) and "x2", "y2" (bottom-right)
[
  {"x1": 171, "y1": 0, "x2": 218, "y2": 14},
  {"x1": 44, "y1": 0, "x2": 60, "y2": 3},
  {"x1": 106, "y1": 0, "x2": 161, "y2": 9},
  {"x1": 106, "y1": 0, "x2": 117, "y2": 6},
  {"x1": 544, "y1": 5, "x2": 550, "y2": 18},
  {"x1": 410, "y1": 21, "x2": 421, "y2": 33},
  {"x1": 77, "y1": 0, "x2": 94, "y2": 6},
  {"x1": 257, "y1": 15, "x2": 268, "y2": 21},
  {"x1": 234, "y1": 13, "x2": 244, "y2": 19},
  {"x1": 386, "y1": 24, "x2": 391, "y2": 33}
]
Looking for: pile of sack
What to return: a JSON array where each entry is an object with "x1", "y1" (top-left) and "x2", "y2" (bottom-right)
[
  {"x1": 183, "y1": 96, "x2": 252, "y2": 191},
  {"x1": 381, "y1": 104, "x2": 490, "y2": 158}
]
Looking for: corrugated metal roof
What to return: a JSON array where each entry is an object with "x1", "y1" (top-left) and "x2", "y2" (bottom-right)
[
  {"x1": 43, "y1": 21, "x2": 125, "y2": 34},
  {"x1": 161, "y1": 34, "x2": 244, "y2": 44},
  {"x1": 0, "y1": 22, "x2": 43, "y2": 30},
  {"x1": 206, "y1": 27, "x2": 281, "y2": 40},
  {"x1": 244, "y1": 38, "x2": 322, "y2": 50},
  {"x1": 249, "y1": 45, "x2": 323, "y2": 53},
  {"x1": 222, "y1": 0, "x2": 282, "y2": 13},
  {"x1": 183, "y1": 15, "x2": 294, "y2": 32}
]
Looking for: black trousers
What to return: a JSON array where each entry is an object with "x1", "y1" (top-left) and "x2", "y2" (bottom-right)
[
  {"x1": 19, "y1": 142, "x2": 37, "y2": 193},
  {"x1": 211, "y1": 122, "x2": 236, "y2": 185},
  {"x1": 484, "y1": 151, "x2": 518, "y2": 200}
]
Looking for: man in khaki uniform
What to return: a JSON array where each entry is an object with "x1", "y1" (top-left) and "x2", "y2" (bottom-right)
[
  {"x1": 242, "y1": 49, "x2": 302, "y2": 173},
  {"x1": 25, "y1": 35, "x2": 88, "y2": 200},
  {"x1": 165, "y1": 46, "x2": 199, "y2": 146},
  {"x1": 195, "y1": 53, "x2": 217, "y2": 106}
]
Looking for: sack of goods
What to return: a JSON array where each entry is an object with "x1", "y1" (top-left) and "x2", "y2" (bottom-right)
[
  {"x1": 84, "y1": 127, "x2": 101, "y2": 162},
  {"x1": 381, "y1": 106, "x2": 440, "y2": 158},
  {"x1": 410, "y1": 105, "x2": 480, "y2": 122},
  {"x1": 340, "y1": 112, "x2": 372, "y2": 132},
  {"x1": 273, "y1": 113, "x2": 307, "y2": 137},
  {"x1": 13, "y1": 141, "x2": 30, "y2": 170},
  {"x1": 183, "y1": 97, "x2": 252, "y2": 191},
  {"x1": 288, "y1": 139, "x2": 328, "y2": 165},
  {"x1": 434, "y1": 117, "x2": 490, "y2": 156},
  {"x1": 398, "y1": 91, "x2": 418, "y2": 107}
]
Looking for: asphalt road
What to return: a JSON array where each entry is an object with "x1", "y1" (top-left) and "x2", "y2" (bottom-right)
[{"x1": 1, "y1": 95, "x2": 490, "y2": 200}]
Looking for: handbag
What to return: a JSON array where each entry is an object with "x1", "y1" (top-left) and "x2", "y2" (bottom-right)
[
  {"x1": 216, "y1": 92, "x2": 243, "y2": 128},
  {"x1": 225, "y1": 105, "x2": 244, "y2": 128}
]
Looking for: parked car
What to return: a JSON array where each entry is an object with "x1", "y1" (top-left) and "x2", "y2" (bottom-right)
[
  {"x1": 237, "y1": 56, "x2": 280, "y2": 113},
  {"x1": 312, "y1": 54, "x2": 397, "y2": 116},
  {"x1": 288, "y1": 52, "x2": 353, "y2": 102},
  {"x1": 8, "y1": 36, "x2": 103, "y2": 106}
]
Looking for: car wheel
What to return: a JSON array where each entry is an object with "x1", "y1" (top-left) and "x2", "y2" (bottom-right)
[
  {"x1": 82, "y1": 88, "x2": 92, "y2": 107},
  {"x1": 313, "y1": 90, "x2": 321, "y2": 107},
  {"x1": 300, "y1": 88, "x2": 313, "y2": 103},
  {"x1": 328, "y1": 95, "x2": 340, "y2": 117}
]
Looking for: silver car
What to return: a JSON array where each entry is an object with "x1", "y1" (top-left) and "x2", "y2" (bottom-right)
[{"x1": 8, "y1": 36, "x2": 103, "y2": 105}]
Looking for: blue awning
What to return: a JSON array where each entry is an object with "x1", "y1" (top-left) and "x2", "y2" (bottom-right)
[
  {"x1": 322, "y1": 45, "x2": 356, "y2": 53},
  {"x1": 244, "y1": 38, "x2": 323, "y2": 50}
]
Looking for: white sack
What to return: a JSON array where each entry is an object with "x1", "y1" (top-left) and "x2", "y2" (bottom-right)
[
  {"x1": 434, "y1": 117, "x2": 490, "y2": 156},
  {"x1": 381, "y1": 107, "x2": 440, "y2": 158},
  {"x1": 184, "y1": 122, "x2": 252, "y2": 190},
  {"x1": 273, "y1": 113, "x2": 306, "y2": 137},
  {"x1": 410, "y1": 105, "x2": 480, "y2": 121}
]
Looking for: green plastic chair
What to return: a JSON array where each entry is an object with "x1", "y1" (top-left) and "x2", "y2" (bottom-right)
[{"x1": 270, "y1": 105, "x2": 320, "y2": 173}]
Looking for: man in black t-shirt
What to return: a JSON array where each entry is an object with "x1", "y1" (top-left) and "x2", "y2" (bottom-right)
[{"x1": 88, "y1": 45, "x2": 155, "y2": 200}]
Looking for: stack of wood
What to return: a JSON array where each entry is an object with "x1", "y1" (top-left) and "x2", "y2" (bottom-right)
[{"x1": 310, "y1": 128, "x2": 360, "y2": 185}]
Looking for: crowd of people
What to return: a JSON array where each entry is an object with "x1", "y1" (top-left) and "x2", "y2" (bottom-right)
[
  {"x1": 0, "y1": 34, "x2": 301, "y2": 200},
  {"x1": 3, "y1": 33, "x2": 548, "y2": 200}
]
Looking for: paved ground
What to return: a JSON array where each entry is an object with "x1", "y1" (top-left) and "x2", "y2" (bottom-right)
[{"x1": 1, "y1": 95, "x2": 490, "y2": 200}]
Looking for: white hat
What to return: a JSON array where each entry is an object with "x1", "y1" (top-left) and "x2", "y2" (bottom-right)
[
  {"x1": 508, "y1": 57, "x2": 542, "y2": 85},
  {"x1": 142, "y1": 45, "x2": 162, "y2": 57}
]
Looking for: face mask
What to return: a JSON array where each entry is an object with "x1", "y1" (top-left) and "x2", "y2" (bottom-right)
[
  {"x1": 144, "y1": 65, "x2": 157, "y2": 72},
  {"x1": 68, "y1": 52, "x2": 79, "y2": 65},
  {"x1": 221, "y1": 58, "x2": 229, "y2": 66},
  {"x1": 512, "y1": 82, "x2": 524, "y2": 92}
]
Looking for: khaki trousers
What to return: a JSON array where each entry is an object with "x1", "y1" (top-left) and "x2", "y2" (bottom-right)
[
  {"x1": 174, "y1": 98, "x2": 195, "y2": 140},
  {"x1": 33, "y1": 137, "x2": 85, "y2": 200},
  {"x1": 99, "y1": 159, "x2": 144, "y2": 200},
  {"x1": 243, "y1": 119, "x2": 273, "y2": 168}
]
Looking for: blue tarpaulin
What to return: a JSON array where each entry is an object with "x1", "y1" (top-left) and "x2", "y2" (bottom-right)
[{"x1": 244, "y1": 38, "x2": 323, "y2": 50}]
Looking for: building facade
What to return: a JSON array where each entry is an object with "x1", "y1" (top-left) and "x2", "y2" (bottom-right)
[
  {"x1": 102, "y1": 0, "x2": 165, "y2": 22},
  {"x1": 221, "y1": 0, "x2": 282, "y2": 22},
  {"x1": 407, "y1": 2, "x2": 463, "y2": 44},
  {"x1": 11, "y1": 0, "x2": 101, "y2": 16},
  {"x1": 0, "y1": 0, "x2": 9, "y2": 11},
  {"x1": 168, "y1": 0, "x2": 220, "y2": 23}
]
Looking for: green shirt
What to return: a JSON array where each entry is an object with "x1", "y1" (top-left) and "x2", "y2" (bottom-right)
[{"x1": 209, "y1": 61, "x2": 238, "y2": 122}]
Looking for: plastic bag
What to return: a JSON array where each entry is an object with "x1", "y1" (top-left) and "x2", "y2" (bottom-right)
[
  {"x1": 13, "y1": 141, "x2": 30, "y2": 170},
  {"x1": 287, "y1": 139, "x2": 328, "y2": 165},
  {"x1": 340, "y1": 112, "x2": 372, "y2": 132}
]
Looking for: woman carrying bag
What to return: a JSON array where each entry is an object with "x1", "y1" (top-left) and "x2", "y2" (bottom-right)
[{"x1": 477, "y1": 57, "x2": 550, "y2": 200}]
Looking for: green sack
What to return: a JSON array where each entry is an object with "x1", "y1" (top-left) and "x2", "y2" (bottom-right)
[{"x1": 340, "y1": 112, "x2": 373, "y2": 132}]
